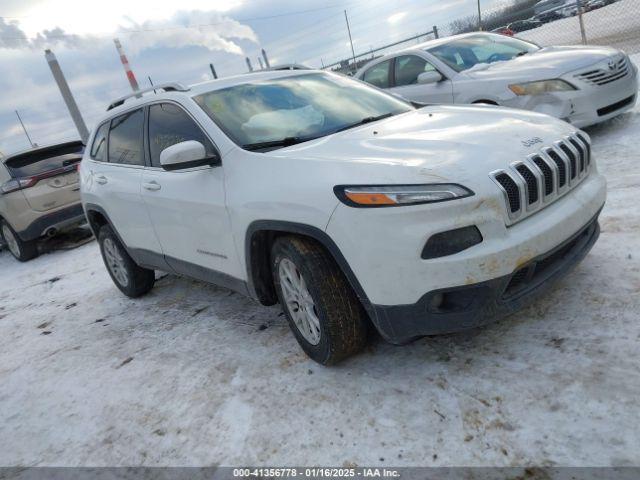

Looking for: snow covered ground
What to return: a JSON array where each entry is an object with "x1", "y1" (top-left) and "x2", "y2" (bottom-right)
[
  {"x1": 519, "y1": 0, "x2": 640, "y2": 54},
  {"x1": 1, "y1": 58, "x2": 640, "y2": 469}
]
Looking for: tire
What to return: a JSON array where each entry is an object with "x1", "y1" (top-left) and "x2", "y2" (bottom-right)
[
  {"x1": 1, "y1": 220, "x2": 38, "y2": 262},
  {"x1": 98, "y1": 224, "x2": 155, "y2": 298},
  {"x1": 271, "y1": 235, "x2": 368, "y2": 365}
]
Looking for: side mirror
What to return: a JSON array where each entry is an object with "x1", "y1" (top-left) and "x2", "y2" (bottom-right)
[
  {"x1": 160, "y1": 140, "x2": 219, "y2": 171},
  {"x1": 417, "y1": 71, "x2": 443, "y2": 85}
]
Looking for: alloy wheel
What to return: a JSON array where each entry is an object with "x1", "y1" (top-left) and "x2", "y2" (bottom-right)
[
  {"x1": 2, "y1": 224, "x2": 20, "y2": 258},
  {"x1": 103, "y1": 238, "x2": 130, "y2": 287},
  {"x1": 278, "y1": 258, "x2": 321, "y2": 345}
]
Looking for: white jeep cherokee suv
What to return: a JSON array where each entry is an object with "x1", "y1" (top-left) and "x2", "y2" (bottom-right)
[{"x1": 81, "y1": 71, "x2": 606, "y2": 365}]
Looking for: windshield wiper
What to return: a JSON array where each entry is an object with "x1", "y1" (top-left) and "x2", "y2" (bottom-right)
[
  {"x1": 516, "y1": 51, "x2": 529, "y2": 57},
  {"x1": 332, "y1": 112, "x2": 395, "y2": 134},
  {"x1": 242, "y1": 135, "x2": 321, "y2": 151},
  {"x1": 242, "y1": 113, "x2": 397, "y2": 151}
]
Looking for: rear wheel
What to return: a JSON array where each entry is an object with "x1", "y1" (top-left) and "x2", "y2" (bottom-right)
[
  {"x1": 1, "y1": 220, "x2": 38, "y2": 262},
  {"x1": 271, "y1": 236, "x2": 368, "y2": 365},
  {"x1": 98, "y1": 225, "x2": 155, "y2": 297}
]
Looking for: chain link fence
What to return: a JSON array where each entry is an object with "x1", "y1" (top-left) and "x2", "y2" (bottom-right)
[
  {"x1": 478, "y1": 0, "x2": 640, "y2": 54},
  {"x1": 324, "y1": 0, "x2": 639, "y2": 74}
]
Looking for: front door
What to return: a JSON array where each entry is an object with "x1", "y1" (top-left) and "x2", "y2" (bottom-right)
[
  {"x1": 140, "y1": 102, "x2": 243, "y2": 282},
  {"x1": 389, "y1": 54, "x2": 454, "y2": 104}
]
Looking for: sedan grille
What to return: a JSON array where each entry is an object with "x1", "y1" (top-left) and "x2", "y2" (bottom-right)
[
  {"x1": 490, "y1": 133, "x2": 592, "y2": 225},
  {"x1": 575, "y1": 56, "x2": 630, "y2": 86}
]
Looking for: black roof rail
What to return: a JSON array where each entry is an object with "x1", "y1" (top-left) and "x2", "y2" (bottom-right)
[{"x1": 106, "y1": 82, "x2": 190, "y2": 111}]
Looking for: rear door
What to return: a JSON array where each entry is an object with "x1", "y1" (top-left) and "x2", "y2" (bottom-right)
[
  {"x1": 4, "y1": 142, "x2": 84, "y2": 212},
  {"x1": 389, "y1": 54, "x2": 454, "y2": 104},
  {"x1": 85, "y1": 108, "x2": 162, "y2": 253}
]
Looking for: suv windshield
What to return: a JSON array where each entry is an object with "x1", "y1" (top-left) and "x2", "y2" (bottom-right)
[
  {"x1": 428, "y1": 34, "x2": 539, "y2": 72},
  {"x1": 194, "y1": 72, "x2": 413, "y2": 151}
]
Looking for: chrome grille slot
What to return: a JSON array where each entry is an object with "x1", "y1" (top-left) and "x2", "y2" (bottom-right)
[
  {"x1": 532, "y1": 155, "x2": 554, "y2": 196},
  {"x1": 559, "y1": 143, "x2": 578, "y2": 180},
  {"x1": 569, "y1": 138, "x2": 586, "y2": 173},
  {"x1": 576, "y1": 56, "x2": 629, "y2": 86},
  {"x1": 546, "y1": 149, "x2": 567, "y2": 188},
  {"x1": 515, "y1": 163, "x2": 539, "y2": 205},
  {"x1": 577, "y1": 133, "x2": 591, "y2": 166},
  {"x1": 490, "y1": 132, "x2": 592, "y2": 225},
  {"x1": 494, "y1": 173, "x2": 521, "y2": 213}
]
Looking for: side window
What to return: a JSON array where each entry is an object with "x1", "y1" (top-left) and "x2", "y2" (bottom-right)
[
  {"x1": 108, "y1": 109, "x2": 144, "y2": 166},
  {"x1": 90, "y1": 122, "x2": 109, "y2": 162},
  {"x1": 394, "y1": 55, "x2": 438, "y2": 87},
  {"x1": 148, "y1": 103, "x2": 216, "y2": 168},
  {"x1": 362, "y1": 60, "x2": 391, "y2": 89}
]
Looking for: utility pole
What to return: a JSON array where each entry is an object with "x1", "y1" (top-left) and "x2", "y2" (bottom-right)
[
  {"x1": 261, "y1": 49, "x2": 270, "y2": 69},
  {"x1": 114, "y1": 39, "x2": 141, "y2": 96},
  {"x1": 44, "y1": 49, "x2": 89, "y2": 143},
  {"x1": 577, "y1": 0, "x2": 588, "y2": 44},
  {"x1": 344, "y1": 10, "x2": 357, "y2": 71},
  {"x1": 245, "y1": 57, "x2": 254, "y2": 72},
  {"x1": 209, "y1": 63, "x2": 218, "y2": 79},
  {"x1": 15, "y1": 110, "x2": 36, "y2": 148},
  {"x1": 258, "y1": 57, "x2": 264, "y2": 70},
  {"x1": 477, "y1": 0, "x2": 483, "y2": 31}
]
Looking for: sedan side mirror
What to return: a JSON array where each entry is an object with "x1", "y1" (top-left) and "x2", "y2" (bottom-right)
[
  {"x1": 417, "y1": 71, "x2": 443, "y2": 85},
  {"x1": 160, "y1": 140, "x2": 219, "y2": 171}
]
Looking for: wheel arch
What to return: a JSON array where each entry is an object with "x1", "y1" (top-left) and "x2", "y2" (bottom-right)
[{"x1": 245, "y1": 220, "x2": 376, "y2": 320}]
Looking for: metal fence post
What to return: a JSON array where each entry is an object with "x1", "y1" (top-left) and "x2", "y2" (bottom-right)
[
  {"x1": 433, "y1": 25, "x2": 439, "y2": 39},
  {"x1": 577, "y1": 0, "x2": 588, "y2": 45}
]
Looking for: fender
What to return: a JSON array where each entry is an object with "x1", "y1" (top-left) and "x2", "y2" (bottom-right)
[{"x1": 245, "y1": 220, "x2": 379, "y2": 325}]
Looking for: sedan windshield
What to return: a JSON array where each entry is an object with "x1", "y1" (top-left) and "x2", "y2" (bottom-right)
[
  {"x1": 194, "y1": 73, "x2": 413, "y2": 150},
  {"x1": 428, "y1": 34, "x2": 539, "y2": 72}
]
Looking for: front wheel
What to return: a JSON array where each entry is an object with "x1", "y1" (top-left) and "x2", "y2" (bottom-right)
[
  {"x1": 98, "y1": 225, "x2": 155, "y2": 298},
  {"x1": 271, "y1": 236, "x2": 368, "y2": 365},
  {"x1": 1, "y1": 220, "x2": 38, "y2": 262}
]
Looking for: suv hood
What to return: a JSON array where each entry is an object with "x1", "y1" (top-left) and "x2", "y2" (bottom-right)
[
  {"x1": 463, "y1": 45, "x2": 621, "y2": 81},
  {"x1": 266, "y1": 105, "x2": 577, "y2": 185}
]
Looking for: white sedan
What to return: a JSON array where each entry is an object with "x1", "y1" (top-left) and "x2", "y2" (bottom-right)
[{"x1": 355, "y1": 32, "x2": 638, "y2": 127}]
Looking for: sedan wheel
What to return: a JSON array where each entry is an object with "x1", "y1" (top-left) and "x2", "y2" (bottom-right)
[{"x1": 2, "y1": 223, "x2": 20, "y2": 258}]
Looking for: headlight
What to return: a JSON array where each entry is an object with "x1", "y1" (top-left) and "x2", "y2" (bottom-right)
[
  {"x1": 334, "y1": 184, "x2": 474, "y2": 207},
  {"x1": 509, "y1": 79, "x2": 576, "y2": 96}
]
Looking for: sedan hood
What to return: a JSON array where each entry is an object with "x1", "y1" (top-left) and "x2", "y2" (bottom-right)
[
  {"x1": 266, "y1": 105, "x2": 577, "y2": 185},
  {"x1": 464, "y1": 45, "x2": 621, "y2": 81}
]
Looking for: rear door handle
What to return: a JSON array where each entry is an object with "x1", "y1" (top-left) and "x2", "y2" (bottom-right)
[
  {"x1": 143, "y1": 181, "x2": 161, "y2": 191},
  {"x1": 95, "y1": 175, "x2": 108, "y2": 185}
]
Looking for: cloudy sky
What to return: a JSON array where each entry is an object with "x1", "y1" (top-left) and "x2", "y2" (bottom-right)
[{"x1": 0, "y1": 0, "x2": 505, "y2": 155}]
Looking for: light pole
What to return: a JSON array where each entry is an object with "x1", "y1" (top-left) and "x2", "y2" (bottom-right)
[
  {"x1": 344, "y1": 10, "x2": 357, "y2": 71},
  {"x1": 477, "y1": 0, "x2": 483, "y2": 31}
]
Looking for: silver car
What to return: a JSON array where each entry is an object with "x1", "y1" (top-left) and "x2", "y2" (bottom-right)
[{"x1": 356, "y1": 33, "x2": 638, "y2": 128}]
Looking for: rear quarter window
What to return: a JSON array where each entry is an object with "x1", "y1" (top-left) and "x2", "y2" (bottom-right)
[
  {"x1": 90, "y1": 122, "x2": 109, "y2": 162},
  {"x1": 4, "y1": 142, "x2": 85, "y2": 178}
]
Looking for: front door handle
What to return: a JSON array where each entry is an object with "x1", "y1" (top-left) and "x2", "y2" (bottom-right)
[
  {"x1": 143, "y1": 181, "x2": 161, "y2": 191},
  {"x1": 95, "y1": 175, "x2": 108, "y2": 185}
]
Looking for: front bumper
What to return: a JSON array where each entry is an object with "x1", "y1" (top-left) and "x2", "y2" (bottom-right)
[
  {"x1": 17, "y1": 203, "x2": 86, "y2": 241},
  {"x1": 372, "y1": 212, "x2": 600, "y2": 343},
  {"x1": 502, "y1": 66, "x2": 638, "y2": 128}
]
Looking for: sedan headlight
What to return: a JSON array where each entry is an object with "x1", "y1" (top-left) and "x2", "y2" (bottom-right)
[
  {"x1": 509, "y1": 79, "x2": 576, "y2": 96},
  {"x1": 334, "y1": 184, "x2": 474, "y2": 207}
]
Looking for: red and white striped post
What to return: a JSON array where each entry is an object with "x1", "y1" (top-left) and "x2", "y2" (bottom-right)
[{"x1": 113, "y1": 38, "x2": 141, "y2": 96}]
